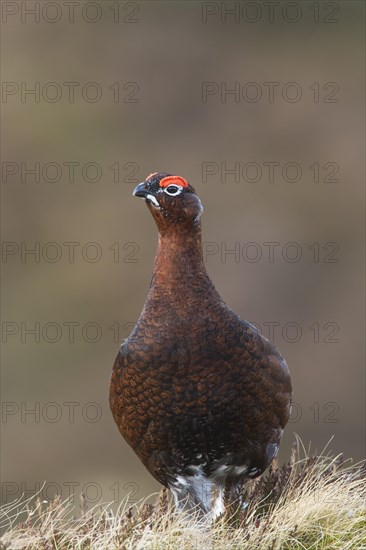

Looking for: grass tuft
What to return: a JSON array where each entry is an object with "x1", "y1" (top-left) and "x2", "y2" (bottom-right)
[{"x1": 1, "y1": 438, "x2": 365, "y2": 549}]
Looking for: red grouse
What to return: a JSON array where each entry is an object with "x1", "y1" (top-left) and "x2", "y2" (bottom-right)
[{"x1": 110, "y1": 172, "x2": 292, "y2": 517}]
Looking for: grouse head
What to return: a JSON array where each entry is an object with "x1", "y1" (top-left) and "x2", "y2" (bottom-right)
[{"x1": 133, "y1": 172, "x2": 203, "y2": 236}]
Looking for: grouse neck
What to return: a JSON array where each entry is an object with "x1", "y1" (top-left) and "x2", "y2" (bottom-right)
[{"x1": 151, "y1": 224, "x2": 209, "y2": 289}]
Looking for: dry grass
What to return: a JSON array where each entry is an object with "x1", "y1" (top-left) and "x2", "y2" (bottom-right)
[{"x1": 1, "y1": 438, "x2": 365, "y2": 550}]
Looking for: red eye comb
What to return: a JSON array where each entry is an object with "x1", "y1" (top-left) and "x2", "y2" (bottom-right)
[{"x1": 159, "y1": 176, "x2": 189, "y2": 188}]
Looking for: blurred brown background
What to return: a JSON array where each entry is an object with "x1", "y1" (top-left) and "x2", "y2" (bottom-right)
[{"x1": 1, "y1": 1, "x2": 364, "y2": 508}]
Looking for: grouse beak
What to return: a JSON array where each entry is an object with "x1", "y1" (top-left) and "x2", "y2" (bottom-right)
[
  {"x1": 133, "y1": 182, "x2": 160, "y2": 208},
  {"x1": 133, "y1": 182, "x2": 149, "y2": 198}
]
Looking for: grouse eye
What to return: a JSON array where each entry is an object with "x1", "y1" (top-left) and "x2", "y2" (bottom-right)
[{"x1": 164, "y1": 185, "x2": 182, "y2": 196}]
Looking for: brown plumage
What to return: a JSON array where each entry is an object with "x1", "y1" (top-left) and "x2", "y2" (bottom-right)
[{"x1": 109, "y1": 172, "x2": 292, "y2": 517}]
